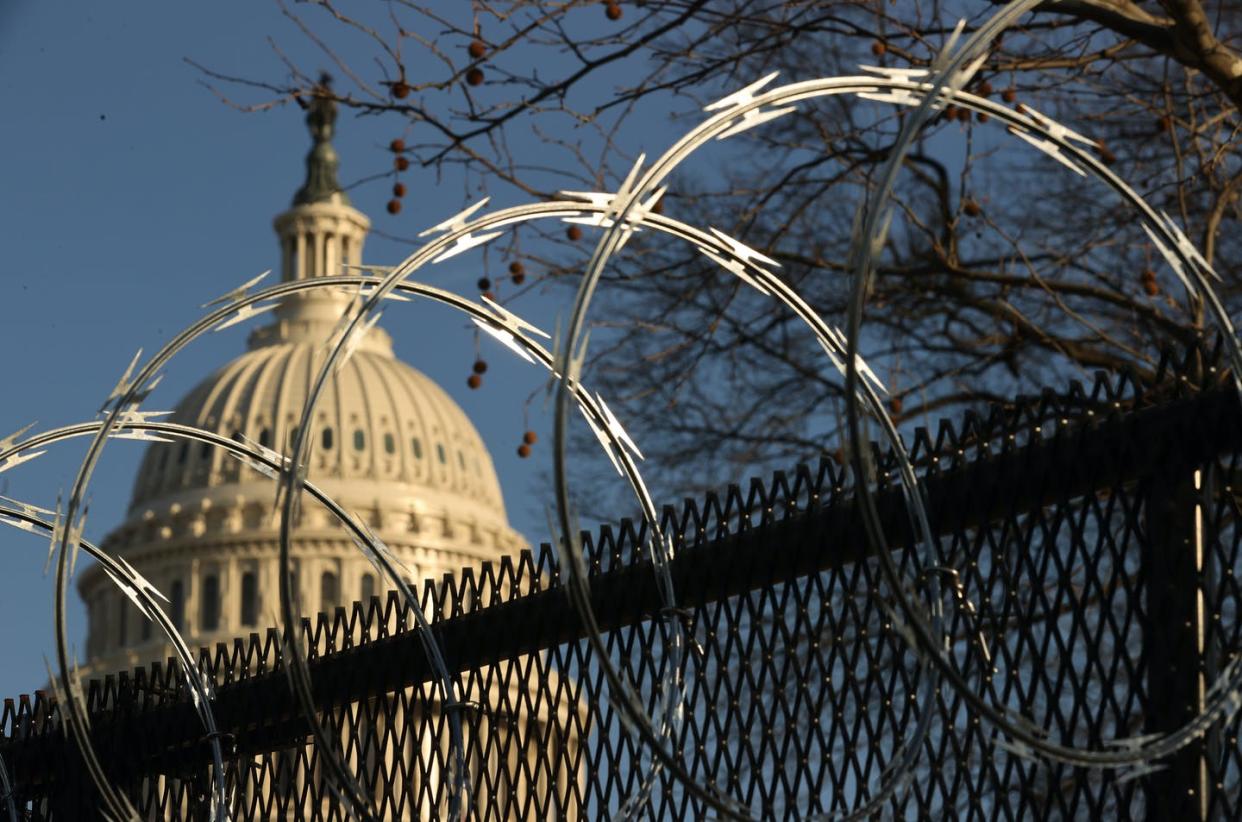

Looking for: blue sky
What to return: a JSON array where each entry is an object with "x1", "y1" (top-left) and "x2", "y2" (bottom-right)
[{"x1": 0, "y1": 1, "x2": 692, "y2": 697}]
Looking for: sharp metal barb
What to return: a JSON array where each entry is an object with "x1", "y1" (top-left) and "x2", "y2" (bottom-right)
[
  {"x1": 201, "y1": 270, "x2": 271, "y2": 309},
  {"x1": 417, "y1": 197, "x2": 491, "y2": 238},
  {"x1": 0, "y1": 422, "x2": 36, "y2": 453},
  {"x1": 703, "y1": 72, "x2": 781, "y2": 113},
  {"x1": 212, "y1": 301, "x2": 280, "y2": 333}
]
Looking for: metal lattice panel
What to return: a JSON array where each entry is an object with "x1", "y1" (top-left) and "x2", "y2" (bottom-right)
[{"x1": 1, "y1": 354, "x2": 1240, "y2": 820}]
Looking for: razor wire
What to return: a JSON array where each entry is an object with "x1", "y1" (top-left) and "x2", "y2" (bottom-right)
[
  {"x1": 0, "y1": 270, "x2": 688, "y2": 821},
  {"x1": 4, "y1": 2, "x2": 1240, "y2": 812},
  {"x1": 5, "y1": 201, "x2": 926, "y2": 817},
  {"x1": 838, "y1": 0, "x2": 1242, "y2": 773}
]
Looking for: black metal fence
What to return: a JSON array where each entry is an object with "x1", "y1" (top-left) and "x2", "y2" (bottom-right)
[{"x1": 2, "y1": 347, "x2": 1241, "y2": 820}]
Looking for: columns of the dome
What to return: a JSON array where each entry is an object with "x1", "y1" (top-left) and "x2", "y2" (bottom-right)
[
  {"x1": 247, "y1": 93, "x2": 396, "y2": 354},
  {"x1": 274, "y1": 205, "x2": 369, "y2": 282}
]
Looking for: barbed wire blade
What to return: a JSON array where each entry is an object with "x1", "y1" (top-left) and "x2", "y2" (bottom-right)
[
  {"x1": 200, "y1": 269, "x2": 271, "y2": 309},
  {"x1": 431, "y1": 231, "x2": 504, "y2": 264},
  {"x1": 417, "y1": 197, "x2": 490, "y2": 238},
  {"x1": 703, "y1": 71, "x2": 780, "y2": 113},
  {"x1": 715, "y1": 105, "x2": 797, "y2": 141},
  {"x1": 67, "y1": 503, "x2": 88, "y2": 576},
  {"x1": 98, "y1": 348, "x2": 143, "y2": 415},
  {"x1": 471, "y1": 318, "x2": 536, "y2": 364},
  {"x1": 212, "y1": 301, "x2": 279, "y2": 333},
  {"x1": 1006, "y1": 127, "x2": 1087, "y2": 177},
  {"x1": 0, "y1": 450, "x2": 46, "y2": 475},
  {"x1": 479, "y1": 294, "x2": 550, "y2": 339},
  {"x1": 0, "y1": 493, "x2": 55, "y2": 520},
  {"x1": 0, "y1": 422, "x2": 37, "y2": 453},
  {"x1": 42, "y1": 492, "x2": 63, "y2": 576}
]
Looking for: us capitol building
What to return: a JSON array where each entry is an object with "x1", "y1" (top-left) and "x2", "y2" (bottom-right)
[
  {"x1": 78, "y1": 100, "x2": 525, "y2": 672},
  {"x1": 73, "y1": 93, "x2": 577, "y2": 817}
]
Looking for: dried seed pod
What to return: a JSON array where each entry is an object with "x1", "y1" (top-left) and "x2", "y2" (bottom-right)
[{"x1": 1142, "y1": 269, "x2": 1159, "y2": 296}]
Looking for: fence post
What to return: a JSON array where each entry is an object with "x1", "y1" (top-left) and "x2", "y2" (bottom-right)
[{"x1": 1141, "y1": 468, "x2": 1209, "y2": 820}]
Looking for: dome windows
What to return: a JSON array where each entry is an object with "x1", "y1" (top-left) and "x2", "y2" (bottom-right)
[
  {"x1": 411, "y1": 437, "x2": 423, "y2": 459},
  {"x1": 354, "y1": 429, "x2": 366, "y2": 451},
  {"x1": 201, "y1": 574, "x2": 220, "y2": 632},
  {"x1": 383, "y1": 433, "x2": 396, "y2": 455},
  {"x1": 240, "y1": 572, "x2": 259, "y2": 627},
  {"x1": 170, "y1": 579, "x2": 185, "y2": 630},
  {"x1": 321, "y1": 427, "x2": 334, "y2": 450},
  {"x1": 259, "y1": 428, "x2": 271, "y2": 449},
  {"x1": 437, "y1": 444, "x2": 447, "y2": 464},
  {"x1": 321, "y1": 571, "x2": 339, "y2": 613},
  {"x1": 361, "y1": 572, "x2": 376, "y2": 603}
]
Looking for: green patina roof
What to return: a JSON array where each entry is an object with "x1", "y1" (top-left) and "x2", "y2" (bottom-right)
[{"x1": 293, "y1": 86, "x2": 349, "y2": 207}]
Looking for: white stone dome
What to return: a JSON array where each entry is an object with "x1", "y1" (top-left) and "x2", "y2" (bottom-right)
[{"x1": 127, "y1": 337, "x2": 509, "y2": 532}]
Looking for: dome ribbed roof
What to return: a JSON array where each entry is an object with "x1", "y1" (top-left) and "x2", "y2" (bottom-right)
[{"x1": 128, "y1": 340, "x2": 508, "y2": 526}]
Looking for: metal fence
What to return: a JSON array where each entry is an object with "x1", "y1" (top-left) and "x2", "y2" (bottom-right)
[{"x1": 2, "y1": 346, "x2": 1240, "y2": 820}]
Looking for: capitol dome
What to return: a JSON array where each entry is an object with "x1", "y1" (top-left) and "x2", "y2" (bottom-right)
[
  {"x1": 127, "y1": 338, "x2": 510, "y2": 536},
  {"x1": 78, "y1": 90, "x2": 526, "y2": 675}
]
